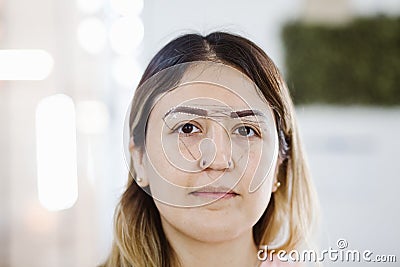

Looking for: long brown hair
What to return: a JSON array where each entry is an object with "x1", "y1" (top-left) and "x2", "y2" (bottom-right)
[{"x1": 101, "y1": 32, "x2": 318, "y2": 267}]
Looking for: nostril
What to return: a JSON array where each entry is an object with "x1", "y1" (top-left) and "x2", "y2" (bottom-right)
[
  {"x1": 201, "y1": 159, "x2": 207, "y2": 168},
  {"x1": 198, "y1": 134, "x2": 233, "y2": 170}
]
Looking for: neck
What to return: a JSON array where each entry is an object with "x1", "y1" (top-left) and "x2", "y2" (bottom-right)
[{"x1": 161, "y1": 219, "x2": 260, "y2": 267}]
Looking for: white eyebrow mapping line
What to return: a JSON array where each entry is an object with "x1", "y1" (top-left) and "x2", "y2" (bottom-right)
[{"x1": 164, "y1": 105, "x2": 268, "y2": 120}]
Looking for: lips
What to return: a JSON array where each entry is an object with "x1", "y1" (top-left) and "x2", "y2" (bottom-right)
[{"x1": 190, "y1": 185, "x2": 239, "y2": 199}]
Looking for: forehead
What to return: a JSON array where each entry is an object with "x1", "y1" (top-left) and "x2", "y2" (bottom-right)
[{"x1": 150, "y1": 63, "x2": 272, "y2": 118}]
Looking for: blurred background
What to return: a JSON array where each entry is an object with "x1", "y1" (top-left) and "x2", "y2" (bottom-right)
[{"x1": 0, "y1": 0, "x2": 399, "y2": 266}]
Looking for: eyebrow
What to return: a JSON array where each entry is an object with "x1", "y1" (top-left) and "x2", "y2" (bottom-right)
[{"x1": 163, "y1": 106, "x2": 267, "y2": 119}]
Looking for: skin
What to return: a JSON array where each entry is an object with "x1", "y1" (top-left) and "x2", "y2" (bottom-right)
[{"x1": 130, "y1": 65, "x2": 281, "y2": 267}]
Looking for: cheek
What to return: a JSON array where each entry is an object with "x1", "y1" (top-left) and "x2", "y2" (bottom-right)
[
  {"x1": 239, "y1": 172, "x2": 274, "y2": 231},
  {"x1": 241, "y1": 148, "x2": 276, "y2": 218},
  {"x1": 178, "y1": 136, "x2": 201, "y2": 155},
  {"x1": 240, "y1": 148, "x2": 268, "y2": 186},
  {"x1": 145, "y1": 129, "x2": 186, "y2": 184},
  {"x1": 143, "y1": 154, "x2": 192, "y2": 206},
  {"x1": 246, "y1": 178, "x2": 273, "y2": 212},
  {"x1": 143, "y1": 137, "x2": 188, "y2": 205},
  {"x1": 242, "y1": 140, "x2": 277, "y2": 192}
]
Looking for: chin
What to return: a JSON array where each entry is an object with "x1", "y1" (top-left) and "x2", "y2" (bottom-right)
[
  {"x1": 183, "y1": 212, "x2": 253, "y2": 243},
  {"x1": 157, "y1": 200, "x2": 262, "y2": 244},
  {"x1": 190, "y1": 226, "x2": 246, "y2": 243}
]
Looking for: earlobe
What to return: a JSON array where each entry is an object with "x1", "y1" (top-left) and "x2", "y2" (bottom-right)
[
  {"x1": 129, "y1": 136, "x2": 135, "y2": 152},
  {"x1": 130, "y1": 137, "x2": 149, "y2": 187},
  {"x1": 272, "y1": 180, "x2": 281, "y2": 192},
  {"x1": 272, "y1": 157, "x2": 283, "y2": 193}
]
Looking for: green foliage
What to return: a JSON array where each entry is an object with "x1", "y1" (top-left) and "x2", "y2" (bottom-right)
[{"x1": 282, "y1": 16, "x2": 400, "y2": 105}]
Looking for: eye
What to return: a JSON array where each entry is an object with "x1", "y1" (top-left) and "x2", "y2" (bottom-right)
[
  {"x1": 234, "y1": 125, "x2": 257, "y2": 137},
  {"x1": 177, "y1": 123, "x2": 201, "y2": 135}
]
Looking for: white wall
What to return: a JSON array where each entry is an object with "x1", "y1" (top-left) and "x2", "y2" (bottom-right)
[{"x1": 139, "y1": 0, "x2": 303, "y2": 72}]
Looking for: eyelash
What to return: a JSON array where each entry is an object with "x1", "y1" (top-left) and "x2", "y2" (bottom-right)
[
  {"x1": 174, "y1": 122, "x2": 201, "y2": 137},
  {"x1": 174, "y1": 122, "x2": 261, "y2": 138}
]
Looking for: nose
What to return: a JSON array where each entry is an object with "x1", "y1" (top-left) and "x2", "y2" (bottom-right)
[{"x1": 200, "y1": 123, "x2": 233, "y2": 171}]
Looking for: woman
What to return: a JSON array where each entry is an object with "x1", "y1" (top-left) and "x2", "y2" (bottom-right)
[{"x1": 101, "y1": 32, "x2": 318, "y2": 267}]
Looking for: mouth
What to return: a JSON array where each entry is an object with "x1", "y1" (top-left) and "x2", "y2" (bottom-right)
[{"x1": 189, "y1": 186, "x2": 239, "y2": 199}]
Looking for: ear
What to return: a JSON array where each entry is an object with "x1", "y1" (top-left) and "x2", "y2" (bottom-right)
[
  {"x1": 129, "y1": 137, "x2": 149, "y2": 187},
  {"x1": 271, "y1": 156, "x2": 283, "y2": 193}
]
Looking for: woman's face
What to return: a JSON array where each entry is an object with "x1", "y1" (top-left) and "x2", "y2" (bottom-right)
[{"x1": 133, "y1": 64, "x2": 280, "y2": 243}]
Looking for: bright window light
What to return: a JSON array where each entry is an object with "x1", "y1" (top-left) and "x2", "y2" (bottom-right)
[
  {"x1": 109, "y1": 17, "x2": 144, "y2": 55},
  {"x1": 110, "y1": 0, "x2": 143, "y2": 16},
  {"x1": 77, "y1": 17, "x2": 107, "y2": 54},
  {"x1": 112, "y1": 57, "x2": 142, "y2": 88},
  {"x1": 76, "y1": 0, "x2": 104, "y2": 14},
  {"x1": 76, "y1": 100, "x2": 109, "y2": 134},
  {"x1": 0, "y1": 50, "x2": 53, "y2": 80},
  {"x1": 36, "y1": 94, "x2": 78, "y2": 211}
]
